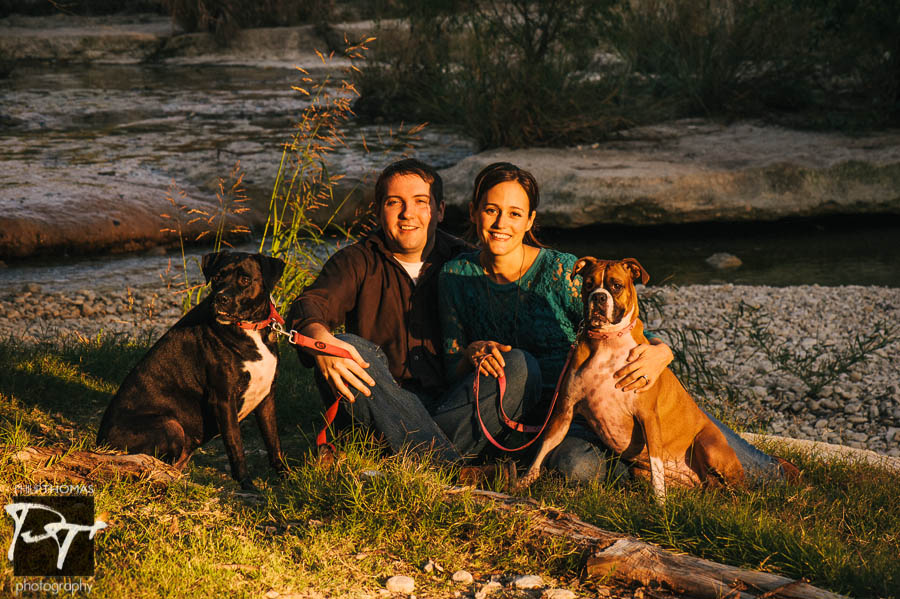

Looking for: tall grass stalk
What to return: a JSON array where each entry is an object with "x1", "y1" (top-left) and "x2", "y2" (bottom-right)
[{"x1": 259, "y1": 40, "x2": 424, "y2": 306}]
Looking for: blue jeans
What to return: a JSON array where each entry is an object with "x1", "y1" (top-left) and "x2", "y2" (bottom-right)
[
  {"x1": 542, "y1": 407, "x2": 783, "y2": 483},
  {"x1": 309, "y1": 335, "x2": 542, "y2": 464}
]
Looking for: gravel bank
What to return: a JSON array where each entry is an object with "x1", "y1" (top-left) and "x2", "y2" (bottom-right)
[{"x1": 2, "y1": 282, "x2": 898, "y2": 457}]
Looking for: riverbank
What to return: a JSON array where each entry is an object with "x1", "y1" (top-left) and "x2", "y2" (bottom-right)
[
  {"x1": 2, "y1": 13, "x2": 899, "y2": 259},
  {"x1": 2, "y1": 280, "x2": 897, "y2": 458}
]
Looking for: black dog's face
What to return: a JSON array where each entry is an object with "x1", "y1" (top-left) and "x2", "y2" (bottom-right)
[{"x1": 201, "y1": 252, "x2": 286, "y2": 324}]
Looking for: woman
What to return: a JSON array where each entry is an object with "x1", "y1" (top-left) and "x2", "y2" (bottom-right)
[{"x1": 438, "y1": 162, "x2": 790, "y2": 483}]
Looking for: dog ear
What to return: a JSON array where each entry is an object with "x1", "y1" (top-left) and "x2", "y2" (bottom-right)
[
  {"x1": 201, "y1": 251, "x2": 230, "y2": 283},
  {"x1": 622, "y1": 258, "x2": 649, "y2": 285},
  {"x1": 257, "y1": 255, "x2": 286, "y2": 291},
  {"x1": 571, "y1": 256, "x2": 597, "y2": 281}
]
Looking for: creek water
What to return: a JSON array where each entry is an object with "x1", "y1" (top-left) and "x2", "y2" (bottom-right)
[{"x1": 3, "y1": 214, "x2": 898, "y2": 294}]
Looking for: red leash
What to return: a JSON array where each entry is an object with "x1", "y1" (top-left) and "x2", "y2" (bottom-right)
[
  {"x1": 251, "y1": 302, "x2": 354, "y2": 451},
  {"x1": 473, "y1": 347, "x2": 574, "y2": 452}
]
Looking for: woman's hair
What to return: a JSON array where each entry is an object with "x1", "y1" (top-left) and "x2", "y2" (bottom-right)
[{"x1": 468, "y1": 162, "x2": 543, "y2": 247}]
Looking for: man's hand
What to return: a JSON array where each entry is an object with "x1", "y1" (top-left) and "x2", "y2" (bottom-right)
[
  {"x1": 301, "y1": 323, "x2": 375, "y2": 401},
  {"x1": 464, "y1": 340, "x2": 512, "y2": 378},
  {"x1": 614, "y1": 338, "x2": 674, "y2": 393}
]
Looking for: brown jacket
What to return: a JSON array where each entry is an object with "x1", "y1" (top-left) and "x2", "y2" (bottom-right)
[{"x1": 288, "y1": 229, "x2": 470, "y2": 391}]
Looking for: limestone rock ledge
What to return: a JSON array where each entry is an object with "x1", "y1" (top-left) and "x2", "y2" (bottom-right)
[{"x1": 440, "y1": 120, "x2": 900, "y2": 227}]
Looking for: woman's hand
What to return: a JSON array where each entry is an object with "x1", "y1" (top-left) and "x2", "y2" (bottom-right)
[
  {"x1": 614, "y1": 338, "x2": 674, "y2": 393},
  {"x1": 465, "y1": 340, "x2": 512, "y2": 378}
]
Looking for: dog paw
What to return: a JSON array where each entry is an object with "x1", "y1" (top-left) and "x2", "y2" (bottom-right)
[{"x1": 514, "y1": 471, "x2": 539, "y2": 492}]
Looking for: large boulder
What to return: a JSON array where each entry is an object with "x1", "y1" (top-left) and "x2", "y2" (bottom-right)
[
  {"x1": 0, "y1": 163, "x2": 253, "y2": 259},
  {"x1": 439, "y1": 120, "x2": 900, "y2": 227}
]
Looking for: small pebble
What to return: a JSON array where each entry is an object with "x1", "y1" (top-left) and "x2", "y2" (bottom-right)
[
  {"x1": 450, "y1": 570, "x2": 473, "y2": 584},
  {"x1": 385, "y1": 576, "x2": 415, "y2": 594},
  {"x1": 475, "y1": 581, "x2": 503, "y2": 599},
  {"x1": 513, "y1": 575, "x2": 543, "y2": 590},
  {"x1": 542, "y1": 590, "x2": 575, "y2": 599}
]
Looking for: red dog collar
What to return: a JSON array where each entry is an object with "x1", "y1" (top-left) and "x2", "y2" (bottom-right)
[
  {"x1": 236, "y1": 301, "x2": 285, "y2": 331},
  {"x1": 583, "y1": 318, "x2": 636, "y2": 340}
]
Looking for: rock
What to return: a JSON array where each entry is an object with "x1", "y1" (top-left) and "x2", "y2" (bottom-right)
[
  {"x1": 542, "y1": 590, "x2": 576, "y2": 599},
  {"x1": 24, "y1": 283, "x2": 42, "y2": 293},
  {"x1": 844, "y1": 402, "x2": 861, "y2": 414},
  {"x1": 513, "y1": 575, "x2": 543, "y2": 590},
  {"x1": 440, "y1": 121, "x2": 900, "y2": 228},
  {"x1": 751, "y1": 385, "x2": 768, "y2": 398},
  {"x1": 451, "y1": 570, "x2": 473, "y2": 584},
  {"x1": 475, "y1": 582, "x2": 503, "y2": 599},
  {"x1": 385, "y1": 576, "x2": 415, "y2": 594},
  {"x1": 705, "y1": 253, "x2": 742, "y2": 270}
]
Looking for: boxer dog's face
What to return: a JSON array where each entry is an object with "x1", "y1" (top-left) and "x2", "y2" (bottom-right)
[
  {"x1": 571, "y1": 257, "x2": 649, "y2": 330},
  {"x1": 201, "y1": 251, "x2": 285, "y2": 324}
]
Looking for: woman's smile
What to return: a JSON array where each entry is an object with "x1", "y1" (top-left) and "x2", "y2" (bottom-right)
[{"x1": 470, "y1": 180, "x2": 536, "y2": 257}]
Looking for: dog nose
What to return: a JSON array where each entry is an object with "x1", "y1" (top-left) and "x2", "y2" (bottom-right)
[
  {"x1": 590, "y1": 292, "x2": 608, "y2": 307},
  {"x1": 214, "y1": 294, "x2": 228, "y2": 308}
]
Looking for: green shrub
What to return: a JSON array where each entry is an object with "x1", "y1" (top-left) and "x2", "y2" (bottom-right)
[
  {"x1": 359, "y1": 0, "x2": 899, "y2": 144},
  {"x1": 610, "y1": 0, "x2": 822, "y2": 116},
  {"x1": 804, "y1": 0, "x2": 900, "y2": 122},
  {"x1": 354, "y1": 0, "x2": 631, "y2": 149}
]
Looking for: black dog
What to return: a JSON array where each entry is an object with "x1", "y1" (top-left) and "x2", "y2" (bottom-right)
[{"x1": 97, "y1": 251, "x2": 287, "y2": 490}]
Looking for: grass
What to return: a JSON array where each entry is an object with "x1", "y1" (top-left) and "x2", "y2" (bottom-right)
[{"x1": 1, "y1": 332, "x2": 899, "y2": 598}]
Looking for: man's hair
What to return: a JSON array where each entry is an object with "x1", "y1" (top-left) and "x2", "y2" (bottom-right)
[{"x1": 374, "y1": 158, "x2": 443, "y2": 211}]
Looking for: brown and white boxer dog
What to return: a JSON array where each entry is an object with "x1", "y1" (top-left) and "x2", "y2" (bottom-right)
[
  {"x1": 97, "y1": 251, "x2": 287, "y2": 491},
  {"x1": 517, "y1": 257, "x2": 744, "y2": 501}
]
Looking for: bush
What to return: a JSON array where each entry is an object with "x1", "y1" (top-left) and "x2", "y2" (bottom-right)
[
  {"x1": 611, "y1": 0, "x2": 822, "y2": 116},
  {"x1": 354, "y1": 0, "x2": 632, "y2": 149},
  {"x1": 357, "y1": 0, "x2": 899, "y2": 145},
  {"x1": 805, "y1": 0, "x2": 900, "y2": 122}
]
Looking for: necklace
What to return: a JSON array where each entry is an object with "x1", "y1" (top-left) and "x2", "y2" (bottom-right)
[{"x1": 481, "y1": 247, "x2": 528, "y2": 347}]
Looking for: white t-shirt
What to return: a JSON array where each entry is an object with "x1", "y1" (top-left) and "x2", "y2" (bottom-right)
[{"x1": 396, "y1": 259, "x2": 424, "y2": 284}]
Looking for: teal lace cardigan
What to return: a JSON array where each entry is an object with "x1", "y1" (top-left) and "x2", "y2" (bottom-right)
[{"x1": 438, "y1": 248, "x2": 584, "y2": 387}]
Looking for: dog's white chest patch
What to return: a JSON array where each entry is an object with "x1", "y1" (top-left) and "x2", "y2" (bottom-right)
[
  {"x1": 238, "y1": 329, "x2": 277, "y2": 421},
  {"x1": 577, "y1": 337, "x2": 640, "y2": 453}
]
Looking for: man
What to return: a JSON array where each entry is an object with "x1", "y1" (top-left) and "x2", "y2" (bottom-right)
[{"x1": 287, "y1": 158, "x2": 540, "y2": 464}]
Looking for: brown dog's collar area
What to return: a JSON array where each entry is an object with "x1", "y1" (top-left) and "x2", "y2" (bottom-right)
[{"x1": 583, "y1": 317, "x2": 636, "y2": 340}]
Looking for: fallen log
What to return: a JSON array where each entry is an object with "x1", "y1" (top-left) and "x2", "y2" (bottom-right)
[
  {"x1": 447, "y1": 487, "x2": 847, "y2": 599},
  {"x1": 3, "y1": 446, "x2": 182, "y2": 487}
]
